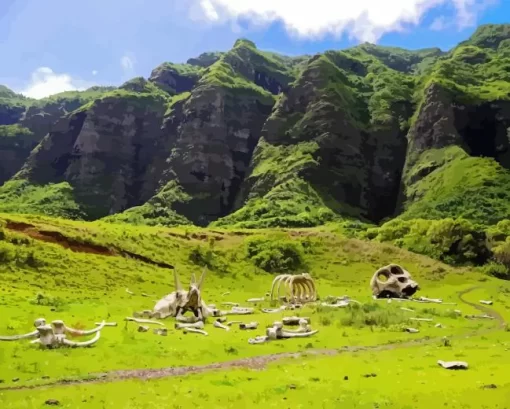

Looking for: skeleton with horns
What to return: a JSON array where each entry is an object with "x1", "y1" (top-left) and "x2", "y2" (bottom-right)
[{"x1": 142, "y1": 268, "x2": 211, "y2": 322}]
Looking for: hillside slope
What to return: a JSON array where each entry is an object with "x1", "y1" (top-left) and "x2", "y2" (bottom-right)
[{"x1": 0, "y1": 25, "x2": 509, "y2": 229}]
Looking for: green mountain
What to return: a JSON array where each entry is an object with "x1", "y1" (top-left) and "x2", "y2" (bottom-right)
[{"x1": 0, "y1": 24, "x2": 509, "y2": 232}]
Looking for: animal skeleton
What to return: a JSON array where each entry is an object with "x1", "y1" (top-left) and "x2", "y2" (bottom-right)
[
  {"x1": 1, "y1": 318, "x2": 107, "y2": 348},
  {"x1": 139, "y1": 268, "x2": 212, "y2": 321},
  {"x1": 270, "y1": 273, "x2": 317, "y2": 305},
  {"x1": 370, "y1": 264, "x2": 419, "y2": 299}
]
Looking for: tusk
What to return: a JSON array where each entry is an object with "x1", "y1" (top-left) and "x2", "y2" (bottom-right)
[
  {"x1": 65, "y1": 321, "x2": 106, "y2": 335},
  {"x1": 173, "y1": 268, "x2": 183, "y2": 291},
  {"x1": 175, "y1": 321, "x2": 205, "y2": 330},
  {"x1": 126, "y1": 288, "x2": 134, "y2": 295},
  {"x1": 247, "y1": 297, "x2": 265, "y2": 303},
  {"x1": 280, "y1": 330, "x2": 319, "y2": 338},
  {"x1": 0, "y1": 330, "x2": 39, "y2": 341},
  {"x1": 125, "y1": 317, "x2": 165, "y2": 326},
  {"x1": 63, "y1": 331, "x2": 101, "y2": 347}
]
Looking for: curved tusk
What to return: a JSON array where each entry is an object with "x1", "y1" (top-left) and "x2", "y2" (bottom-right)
[
  {"x1": 281, "y1": 330, "x2": 319, "y2": 338},
  {"x1": 65, "y1": 321, "x2": 106, "y2": 336},
  {"x1": 62, "y1": 331, "x2": 101, "y2": 347},
  {"x1": 0, "y1": 330, "x2": 39, "y2": 341}
]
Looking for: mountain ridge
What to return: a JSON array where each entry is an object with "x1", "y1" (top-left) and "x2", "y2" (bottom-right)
[{"x1": 1, "y1": 23, "x2": 509, "y2": 230}]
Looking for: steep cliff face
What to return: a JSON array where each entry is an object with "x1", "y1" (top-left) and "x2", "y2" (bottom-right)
[
  {"x1": 1, "y1": 25, "x2": 510, "y2": 228},
  {"x1": 11, "y1": 81, "x2": 169, "y2": 219}
]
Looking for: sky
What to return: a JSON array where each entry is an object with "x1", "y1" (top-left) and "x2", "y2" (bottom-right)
[{"x1": 0, "y1": 0, "x2": 508, "y2": 99}]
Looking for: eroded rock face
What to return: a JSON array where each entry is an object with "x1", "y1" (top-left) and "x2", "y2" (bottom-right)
[
  {"x1": 17, "y1": 97, "x2": 167, "y2": 218},
  {"x1": 159, "y1": 86, "x2": 274, "y2": 225},
  {"x1": 149, "y1": 64, "x2": 199, "y2": 95}
]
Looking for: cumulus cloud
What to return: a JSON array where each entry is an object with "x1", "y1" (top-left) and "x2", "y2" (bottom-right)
[
  {"x1": 19, "y1": 67, "x2": 95, "y2": 99},
  {"x1": 191, "y1": 0, "x2": 494, "y2": 42}
]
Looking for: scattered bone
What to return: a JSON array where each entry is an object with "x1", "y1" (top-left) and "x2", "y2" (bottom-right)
[
  {"x1": 282, "y1": 317, "x2": 310, "y2": 326},
  {"x1": 221, "y1": 291, "x2": 231, "y2": 296},
  {"x1": 248, "y1": 321, "x2": 318, "y2": 344},
  {"x1": 435, "y1": 323, "x2": 444, "y2": 328},
  {"x1": 183, "y1": 328, "x2": 208, "y2": 336},
  {"x1": 95, "y1": 322, "x2": 118, "y2": 327},
  {"x1": 215, "y1": 317, "x2": 228, "y2": 323},
  {"x1": 175, "y1": 321, "x2": 205, "y2": 330},
  {"x1": 153, "y1": 328, "x2": 168, "y2": 336},
  {"x1": 126, "y1": 288, "x2": 134, "y2": 295},
  {"x1": 239, "y1": 322, "x2": 258, "y2": 330},
  {"x1": 175, "y1": 315, "x2": 201, "y2": 323},
  {"x1": 261, "y1": 307, "x2": 286, "y2": 314},
  {"x1": 141, "y1": 293, "x2": 155, "y2": 298},
  {"x1": 137, "y1": 326, "x2": 149, "y2": 332},
  {"x1": 221, "y1": 302, "x2": 240, "y2": 307},
  {"x1": 479, "y1": 300, "x2": 493, "y2": 305},
  {"x1": 409, "y1": 318, "x2": 433, "y2": 322},
  {"x1": 465, "y1": 314, "x2": 494, "y2": 320},
  {"x1": 125, "y1": 317, "x2": 165, "y2": 326},
  {"x1": 437, "y1": 360, "x2": 468, "y2": 370},
  {"x1": 321, "y1": 301, "x2": 349, "y2": 308},
  {"x1": 280, "y1": 319, "x2": 311, "y2": 334},
  {"x1": 228, "y1": 307, "x2": 254, "y2": 315},
  {"x1": 404, "y1": 327, "x2": 419, "y2": 333},
  {"x1": 454, "y1": 309, "x2": 462, "y2": 314},
  {"x1": 370, "y1": 264, "x2": 419, "y2": 299},
  {"x1": 400, "y1": 307, "x2": 414, "y2": 312},
  {"x1": 226, "y1": 321, "x2": 243, "y2": 326},
  {"x1": 247, "y1": 297, "x2": 265, "y2": 303},
  {"x1": 213, "y1": 320, "x2": 229, "y2": 331}
]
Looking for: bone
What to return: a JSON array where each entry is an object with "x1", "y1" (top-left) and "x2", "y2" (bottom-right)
[
  {"x1": 126, "y1": 288, "x2": 134, "y2": 295},
  {"x1": 282, "y1": 316, "x2": 310, "y2": 326},
  {"x1": 321, "y1": 301, "x2": 350, "y2": 308},
  {"x1": 404, "y1": 327, "x2": 419, "y2": 333},
  {"x1": 213, "y1": 320, "x2": 229, "y2": 331},
  {"x1": 0, "y1": 330, "x2": 39, "y2": 341},
  {"x1": 228, "y1": 307, "x2": 254, "y2": 315},
  {"x1": 221, "y1": 291, "x2": 231, "y2": 296},
  {"x1": 435, "y1": 323, "x2": 444, "y2": 328},
  {"x1": 400, "y1": 307, "x2": 414, "y2": 312},
  {"x1": 124, "y1": 317, "x2": 165, "y2": 326},
  {"x1": 417, "y1": 297, "x2": 442, "y2": 304},
  {"x1": 454, "y1": 309, "x2": 462, "y2": 314},
  {"x1": 175, "y1": 321, "x2": 205, "y2": 330},
  {"x1": 62, "y1": 331, "x2": 101, "y2": 347},
  {"x1": 261, "y1": 307, "x2": 286, "y2": 314},
  {"x1": 409, "y1": 318, "x2": 434, "y2": 322},
  {"x1": 370, "y1": 264, "x2": 419, "y2": 299},
  {"x1": 59, "y1": 320, "x2": 106, "y2": 336},
  {"x1": 95, "y1": 322, "x2": 118, "y2": 327},
  {"x1": 183, "y1": 328, "x2": 208, "y2": 336},
  {"x1": 465, "y1": 314, "x2": 494, "y2": 320},
  {"x1": 247, "y1": 297, "x2": 265, "y2": 303},
  {"x1": 215, "y1": 317, "x2": 228, "y2": 323},
  {"x1": 479, "y1": 300, "x2": 493, "y2": 305},
  {"x1": 437, "y1": 360, "x2": 468, "y2": 370},
  {"x1": 137, "y1": 326, "x2": 149, "y2": 332},
  {"x1": 141, "y1": 293, "x2": 155, "y2": 297},
  {"x1": 248, "y1": 336, "x2": 269, "y2": 344},
  {"x1": 221, "y1": 302, "x2": 240, "y2": 307},
  {"x1": 239, "y1": 322, "x2": 259, "y2": 330},
  {"x1": 226, "y1": 321, "x2": 243, "y2": 326},
  {"x1": 153, "y1": 328, "x2": 168, "y2": 336}
]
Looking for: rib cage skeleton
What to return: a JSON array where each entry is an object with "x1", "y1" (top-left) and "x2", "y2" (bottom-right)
[{"x1": 270, "y1": 273, "x2": 317, "y2": 304}]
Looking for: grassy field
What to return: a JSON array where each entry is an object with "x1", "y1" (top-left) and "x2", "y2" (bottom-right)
[{"x1": 0, "y1": 213, "x2": 509, "y2": 408}]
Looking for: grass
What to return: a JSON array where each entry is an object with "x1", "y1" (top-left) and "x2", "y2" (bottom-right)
[{"x1": 0, "y1": 213, "x2": 508, "y2": 408}]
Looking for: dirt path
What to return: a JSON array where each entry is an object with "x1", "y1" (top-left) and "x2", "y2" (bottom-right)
[{"x1": 1, "y1": 286, "x2": 506, "y2": 392}]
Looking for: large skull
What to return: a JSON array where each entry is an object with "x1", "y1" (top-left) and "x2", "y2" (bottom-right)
[{"x1": 370, "y1": 264, "x2": 419, "y2": 298}]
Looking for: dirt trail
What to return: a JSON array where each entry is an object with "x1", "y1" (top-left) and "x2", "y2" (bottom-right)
[{"x1": 1, "y1": 286, "x2": 506, "y2": 392}]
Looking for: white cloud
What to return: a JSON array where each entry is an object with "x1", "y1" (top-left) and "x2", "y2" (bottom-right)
[
  {"x1": 191, "y1": 0, "x2": 494, "y2": 43},
  {"x1": 19, "y1": 67, "x2": 95, "y2": 99},
  {"x1": 430, "y1": 16, "x2": 449, "y2": 31}
]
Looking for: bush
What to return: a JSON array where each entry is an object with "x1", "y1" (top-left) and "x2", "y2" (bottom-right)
[
  {"x1": 245, "y1": 235, "x2": 305, "y2": 273},
  {"x1": 481, "y1": 261, "x2": 510, "y2": 280}
]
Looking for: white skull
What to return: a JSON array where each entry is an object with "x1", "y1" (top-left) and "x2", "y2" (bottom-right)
[
  {"x1": 370, "y1": 264, "x2": 419, "y2": 298},
  {"x1": 34, "y1": 318, "x2": 46, "y2": 328}
]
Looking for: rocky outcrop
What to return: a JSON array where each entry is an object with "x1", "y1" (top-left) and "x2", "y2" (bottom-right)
[{"x1": 149, "y1": 63, "x2": 200, "y2": 94}]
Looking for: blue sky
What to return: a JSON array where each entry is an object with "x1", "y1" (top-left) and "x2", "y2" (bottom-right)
[{"x1": 0, "y1": 0, "x2": 507, "y2": 99}]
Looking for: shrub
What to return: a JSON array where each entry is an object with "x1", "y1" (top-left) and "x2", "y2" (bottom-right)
[
  {"x1": 481, "y1": 261, "x2": 510, "y2": 280},
  {"x1": 245, "y1": 235, "x2": 305, "y2": 273}
]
